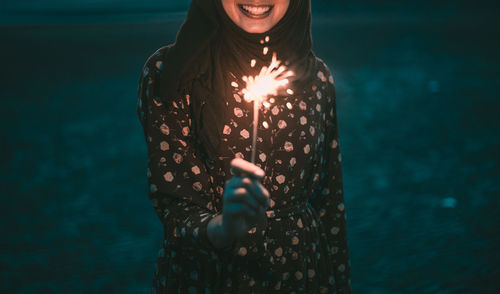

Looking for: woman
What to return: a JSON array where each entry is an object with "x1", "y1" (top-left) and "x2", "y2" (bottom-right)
[{"x1": 137, "y1": 0, "x2": 351, "y2": 293}]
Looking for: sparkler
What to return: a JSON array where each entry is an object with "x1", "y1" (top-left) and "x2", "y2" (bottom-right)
[{"x1": 241, "y1": 52, "x2": 294, "y2": 163}]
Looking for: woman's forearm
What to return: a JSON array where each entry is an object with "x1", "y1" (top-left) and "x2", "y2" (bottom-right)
[{"x1": 207, "y1": 214, "x2": 236, "y2": 249}]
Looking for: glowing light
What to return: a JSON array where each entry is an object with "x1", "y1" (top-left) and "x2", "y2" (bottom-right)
[
  {"x1": 240, "y1": 52, "x2": 294, "y2": 163},
  {"x1": 241, "y1": 52, "x2": 294, "y2": 103}
]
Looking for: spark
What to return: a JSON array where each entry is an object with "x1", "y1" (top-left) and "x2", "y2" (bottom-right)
[
  {"x1": 241, "y1": 52, "x2": 294, "y2": 103},
  {"x1": 240, "y1": 52, "x2": 295, "y2": 164}
]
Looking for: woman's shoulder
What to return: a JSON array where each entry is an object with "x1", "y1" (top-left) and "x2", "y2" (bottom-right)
[
  {"x1": 313, "y1": 56, "x2": 335, "y2": 86},
  {"x1": 311, "y1": 56, "x2": 337, "y2": 115},
  {"x1": 138, "y1": 45, "x2": 191, "y2": 114},
  {"x1": 138, "y1": 45, "x2": 175, "y2": 106},
  {"x1": 141, "y1": 45, "x2": 172, "y2": 78}
]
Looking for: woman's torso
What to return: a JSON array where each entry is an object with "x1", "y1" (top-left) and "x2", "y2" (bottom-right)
[{"x1": 194, "y1": 63, "x2": 338, "y2": 292}]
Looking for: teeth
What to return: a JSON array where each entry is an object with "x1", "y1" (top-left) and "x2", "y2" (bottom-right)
[{"x1": 242, "y1": 5, "x2": 271, "y2": 15}]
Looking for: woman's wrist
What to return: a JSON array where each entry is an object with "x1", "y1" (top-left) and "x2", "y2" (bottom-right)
[{"x1": 207, "y1": 214, "x2": 236, "y2": 250}]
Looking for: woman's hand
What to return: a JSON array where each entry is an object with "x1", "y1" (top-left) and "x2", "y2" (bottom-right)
[
  {"x1": 207, "y1": 158, "x2": 270, "y2": 249},
  {"x1": 222, "y1": 158, "x2": 270, "y2": 239}
]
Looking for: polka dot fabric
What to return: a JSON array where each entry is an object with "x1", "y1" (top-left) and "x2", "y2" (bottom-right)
[{"x1": 137, "y1": 46, "x2": 352, "y2": 293}]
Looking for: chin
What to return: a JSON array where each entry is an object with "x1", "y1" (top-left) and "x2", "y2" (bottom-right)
[
  {"x1": 222, "y1": 0, "x2": 289, "y2": 34},
  {"x1": 236, "y1": 9, "x2": 279, "y2": 33},
  {"x1": 241, "y1": 22, "x2": 274, "y2": 34}
]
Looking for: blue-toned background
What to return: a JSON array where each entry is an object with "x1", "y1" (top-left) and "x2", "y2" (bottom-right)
[{"x1": 1, "y1": 0, "x2": 499, "y2": 293}]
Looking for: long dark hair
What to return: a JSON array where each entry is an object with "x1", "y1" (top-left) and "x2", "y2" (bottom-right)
[{"x1": 157, "y1": 0, "x2": 316, "y2": 161}]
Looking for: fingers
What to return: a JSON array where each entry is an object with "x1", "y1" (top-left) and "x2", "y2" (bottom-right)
[
  {"x1": 224, "y1": 202, "x2": 257, "y2": 220},
  {"x1": 229, "y1": 187, "x2": 261, "y2": 211},
  {"x1": 224, "y1": 201, "x2": 267, "y2": 235},
  {"x1": 226, "y1": 177, "x2": 270, "y2": 208},
  {"x1": 230, "y1": 158, "x2": 265, "y2": 180}
]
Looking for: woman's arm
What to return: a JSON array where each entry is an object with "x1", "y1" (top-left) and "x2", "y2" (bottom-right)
[
  {"x1": 309, "y1": 63, "x2": 352, "y2": 293},
  {"x1": 137, "y1": 49, "x2": 234, "y2": 257}
]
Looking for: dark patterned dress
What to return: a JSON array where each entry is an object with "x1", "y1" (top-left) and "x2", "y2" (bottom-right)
[{"x1": 137, "y1": 46, "x2": 351, "y2": 294}]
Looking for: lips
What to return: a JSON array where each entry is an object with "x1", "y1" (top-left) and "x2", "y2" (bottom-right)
[{"x1": 238, "y1": 4, "x2": 274, "y2": 19}]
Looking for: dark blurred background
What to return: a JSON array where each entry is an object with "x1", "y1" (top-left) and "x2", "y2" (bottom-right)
[{"x1": 1, "y1": 0, "x2": 499, "y2": 293}]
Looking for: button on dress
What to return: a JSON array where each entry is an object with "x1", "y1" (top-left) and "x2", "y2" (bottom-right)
[{"x1": 137, "y1": 46, "x2": 352, "y2": 294}]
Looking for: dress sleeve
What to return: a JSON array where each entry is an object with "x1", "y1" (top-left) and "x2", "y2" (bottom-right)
[
  {"x1": 136, "y1": 49, "x2": 234, "y2": 258},
  {"x1": 309, "y1": 64, "x2": 352, "y2": 293}
]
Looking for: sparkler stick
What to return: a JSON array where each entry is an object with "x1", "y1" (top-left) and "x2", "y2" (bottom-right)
[
  {"x1": 251, "y1": 97, "x2": 260, "y2": 164},
  {"x1": 241, "y1": 53, "x2": 294, "y2": 164}
]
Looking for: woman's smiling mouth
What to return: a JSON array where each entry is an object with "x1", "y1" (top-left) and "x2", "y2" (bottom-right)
[{"x1": 238, "y1": 4, "x2": 274, "y2": 19}]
